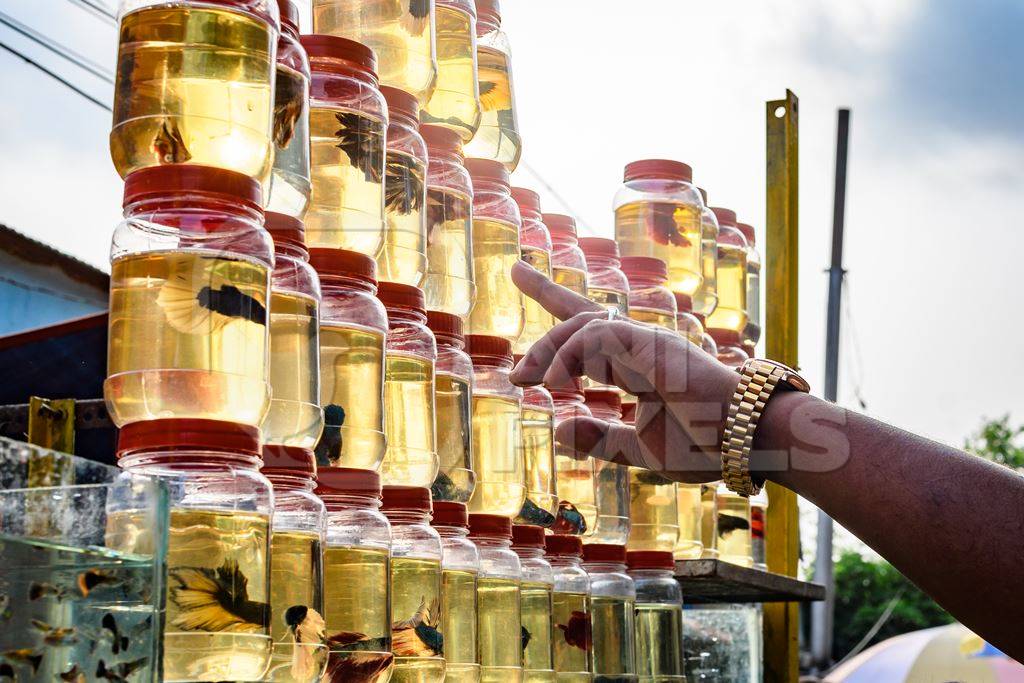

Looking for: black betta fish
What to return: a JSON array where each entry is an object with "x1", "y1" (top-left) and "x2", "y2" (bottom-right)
[
  {"x1": 391, "y1": 597, "x2": 443, "y2": 657},
  {"x1": 384, "y1": 155, "x2": 425, "y2": 216},
  {"x1": 517, "y1": 497, "x2": 556, "y2": 528},
  {"x1": 717, "y1": 513, "x2": 750, "y2": 537},
  {"x1": 552, "y1": 500, "x2": 587, "y2": 536},
  {"x1": 520, "y1": 625, "x2": 532, "y2": 653},
  {"x1": 273, "y1": 69, "x2": 305, "y2": 150},
  {"x1": 196, "y1": 285, "x2": 267, "y2": 326},
  {"x1": 334, "y1": 112, "x2": 384, "y2": 184},
  {"x1": 402, "y1": 0, "x2": 431, "y2": 35},
  {"x1": 556, "y1": 610, "x2": 591, "y2": 651},
  {"x1": 315, "y1": 404, "x2": 347, "y2": 467},
  {"x1": 168, "y1": 559, "x2": 269, "y2": 633}
]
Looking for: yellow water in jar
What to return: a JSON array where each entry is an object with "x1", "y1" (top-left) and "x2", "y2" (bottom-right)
[
  {"x1": 312, "y1": 0, "x2": 437, "y2": 103},
  {"x1": 627, "y1": 469, "x2": 679, "y2": 553},
  {"x1": 634, "y1": 604, "x2": 685, "y2": 681},
  {"x1": 318, "y1": 324, "x2": 386, "y2": 470},
  {"x1": 591, "y1": 460, "x2": 630, "y2": 545},
  {"x1": 628, "y1": 307, "x2": 677, "y2": 332},
  {"x1": 265, "y1": 291, "x2": 323, "y2": 448},
  {"x1": 587, "y1": 287, "x2": 629, "y2": 318},
  {"x1": 590, "y1": 595, "x2": 637, "y2": 679},
  {"x1": 307, "y1": 106, "x2": 386, "y2": 256},
  {"x1": 441, "y1": 568, "x2": 480, "y2": 683},
  {"x1": 551, "y1": 591, "x2": 590, "y2": 680},
  {"x1": 705, "y1": 243, "x2": 748, "y2": 334},
  {"x1": 382, "y1": 353, "x2": 438, "y2": 487},
  {"x1": 107, "y1": 509, "x2": 272, "y2": 682},
  {"x1": 673, "y1": 484, "x2": 703, "y2": 560},
  {"x1": 521, "y1": 581, "x2": 555, "y2": 680},
  {"x1": 267, "y1": 63, "x2": 312, "y2": 218},
  {"x1": 467, "y1": 218, "x2": 524, "y2": 342},
  {"x1": 517, "y1": 407, "x2": 558, "y2": 527},
  {"x1": 552, "y1": 266, "x2": 588, "y2": 298},
  {"x1": 465, "y1": 46, "x2": 521, "y2": 170},
  {"x1": 424, "y1": 187, "x2": 475, "y2": 317},
  {"x1": 692, "y1": 223, "x2": 718, "y2": 318},
  {"x1": 432, "y1": 372, "x2": 475, "y2": 502},
  {"x1": 110, "y1": 5, "x2": 274, "y2": 183},
  {"x1": 477, "y1": 577, "x2": 523, "y2": 683},
  {"x1": 379, "y1": 151, "x2": 428, "y2": 285},
  {"x1": 554, "y1": 452, "x2": 597, "y2": 537},
  {"x1": 716, "y1": 490, "x2": 752, "y2": 567},
  {"x1": 699, "y1": 485, "x2": 718, "y2": 560},
  {"x1": 106, "y1": 250, "x2": 270, "y2": 427},
  {"x1": 468, "y1": 395, "x2": 525, "y2": 517},
  {"x1": 744, "y1": 257, "x2": 762, "y2": 345},
  {"x1": 391, "y1": 557, "x2": 445, "y2": 682},
  {"x1": 322, "y1": 545, "x2": 394, "y2": 682},
  {"x1": 615, "y1": 201, "x2": 703, "y2": 298},
  {"x1": 516, "y1": 247, "x2": 557, "y2": 354},
  {"x1": 422, "y1": 3, "x2": 481, "y2": 141},
  {"x1": 267, "y1": 530, "x2": 327, "y2": 682}
]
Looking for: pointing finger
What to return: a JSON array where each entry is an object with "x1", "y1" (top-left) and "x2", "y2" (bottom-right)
[{"x1": 512, "y1": 260, "x2": 603, "y2": 321}]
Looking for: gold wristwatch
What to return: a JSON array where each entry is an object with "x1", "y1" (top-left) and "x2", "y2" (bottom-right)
[{"x1": 721, "y1": 358, "x2": 810, "y2": 496}]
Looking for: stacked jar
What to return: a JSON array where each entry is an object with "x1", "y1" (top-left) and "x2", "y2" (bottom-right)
[
  {"x1": 622, "y1": 256, "x2": 677, "y2": 332},
  {"x1": 626, "y1": 466, "x2": 679, "y2": 554},
  {"x1": 512, "y1": 187, "x2": 556, "y2": 354},
  {"x1": 580, "y1": 236, "x2": 629, "y2": 318},
  {"x1": 469, "y1": 514, "x2": 523, "y2": 683},
  {"x1": 516, "y1": 377, "x2": 559, "y2": 529},
  {"x1": 422, "y1": 0, "x2": 482, "y2": 141},
  {"x1": 691, "y1": 187, "x2": 719, "y2": 320},
  {"x1": 627, "y1": 551, "x2": 685, "y2": 682},
  {"x1": 674, "y1": 478, "x2": 704, "y2": 561},
  {"x1": 545, "y1": 535, "x2": 592, "y2": 682},
  {"x1": 583, "y1": 390, "x2": 631, "y2": 547},
  {"x1": 705, "y1": 207, "x2": 748, "y2": 338},
  {"x1": 700, "y1": 484, "x2": 719, "y2": 560},
  {"x1": 751, "y1": 488, "x2": 769, "y2": 571},
  {"x1": 711, "y1": 328, "x2": 750, "y2": 368},
  {"x1": 550, "y1": 380, "x2": 598, "y2": 538},
  {"x1": 545, "y1": 213, "x2": 589, "y2": 298},
  {"x1": 736, "y1": 220, "x2": 762, "y2": 353},
  {"x1": 717, "y1": 483, "x2": 753, "y2": 567},
  {"x1": 433, "y1": 502, "x2": 482, "y2": 683},
  {"x1": 582, "y1": 544, "x2": 637, "y2": 682},
  {"x1": 428, "y1": 311, "x2": 476, "y2": 503},
  {"x1": 512, "y1": 525, "x2": 556, "y2": 682},
  {"x1": 673, "y1": 291, "x2": 704, "y2": 347}
]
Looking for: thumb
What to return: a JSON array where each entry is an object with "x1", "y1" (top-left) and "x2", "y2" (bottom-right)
[{"x1": 554, "y1": 416, "x2": 646, "y2": 469}]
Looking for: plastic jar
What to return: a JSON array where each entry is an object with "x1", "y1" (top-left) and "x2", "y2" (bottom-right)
[
  {"x1": 551, "y1": 381, "x2": 597, "y2": 537},
  {"x1": 622, "y1": 256, "x2": 678, "y2": 332},
  {"x1": 428, "y1": 311, "x2": 476, "y2": 503},
  {"x1": 613, "y1": 160, "x2": 703, "y2": 298},
  {"x1": 582, "y1": 544, "x2": 637, "y2": 681},
  {"x1": 694, "y1": 314, "x2": 718, "y2": 357},
  {"x1": 705, "y1": 207, "x2": 749, "y2": 336},
  {"x1": 466, "y1": 335, "x2": 525, "y2": 517},
  {"x1": 545, "y1": 535, "x2": 592, "y2": 682},
  {"x1": 626, "y1": 551, "x2": 685, "y2": 682},
  {"x1": 737, "y1": 221, "x2": 762, "y2": 347},
  {"x1": 267, "y1": 0, "x2": 312, "y2": 217},
  {"x1": 111, "y1": 0, "x2": 279, "y2": 184},
  {"x1": 469, "y1": 514, "x2": 523, "y2": 683},
  {"x1": 751, "y1": 488, "x2": 768, "y2": 571},
  {"x1": 544, "y1": 214, "x2": 589, "y2": 298},
  {"x1": 301, "y1": 35, "x2": 387, "y2": 257},
  {"x1": 673, "y1": 292, "x2": 704, "y2": 347},
  {"x1": 264, "y1": 212, "x2": 324, "y2": 449},
  {"x1": 512, "y1": 525, "x2": 556, "y2": 682},
  {"x1": 691, "y1": 187, "x2": 719, "y2": 318},
  {"x1": 316, "y1": 466, "x2": 394, "y2": 682},
  {"x1": 627, "y1": 467, "x2": 678, "y2": 554},
  {"x1": 262, "y1": 444, "x2": 329, "y2": 682},
  {"x1": 311, "y1": 0, "x2": 437, "y2": 104},
  {"x1": 423, "y1": 0, "x2": 481, "y2": 142},
  {"x1": 379, "y1": 283, "x2": 439, "y2": 487},
  {"x1": 421, "y1": 124, "x2": 476, "y2": 318},
  {"x1": 516, "y1": 379, "x2": 558, "y2": 529},
  {"x1": 432, "y1": 502, "x2": 481, "y2": 683},
  {"x1": 674, "y1": 481, "x2": 704, "y2": 561},
  {"x1": 310, "y1": 248, "x2": 388, "y2": 470},
  {"x1": 710, "y1": 328, "x2": 750, "y2": 368},
  {"x1": 716, "y1": 482, "x2": 752, "y2": 567},
  {"x1": 382, "y1": 486, "x2": 445, "y2": 681},
  {"x1": 466, "y1": 159, "x2": 524, "y2": 342},
  {"x1": 699, "y1": 484, "x2": 719, "y2": 560},
  {"x1": 463, "y1": 0, "x2": 521, "y2": 171},
  {"x1": 106, "y1": 166, "x2": 274, "y2": 428},
  {"x1": 580, "y1": 237, "x2": 629, "y2": 318},
  {"x1": 378, "y1": 86, "x2": 429, "y2": 286},
  {"x1": 584, "y1": 390, "x2": 631, "y2": 546},
  {"x1": 111, "y1": 419, "x2": 274, "y2": 681},
  {"x1": 512, "y1": 188, "x2": 556, "y2": 354}
]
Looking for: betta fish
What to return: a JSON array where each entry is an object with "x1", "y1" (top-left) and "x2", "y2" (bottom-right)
[
  {"x1": 556, "y1": 610, "x2": 591, "y2": 651},
  {"x1": 285, "y1": 605, "x2": 326, "y2": 681},
  {"x1": 391, "y1": 597, "x2": 443, "y2": 658},
  {"x1": 401, "y1": 0, "x2": 431, "y2": 36},
  {"x1": 430, "y1": 470, "x2": 459, "y2": 502},
  {"x1": 516, "y1": 497, "x2": 556, "y2": 528},
  {"x1": 552, "y1": 501, "x2": 587, "y2": 536},
  {"x1": 195, "y1": 285, "x2": 267, "y2": 326},
  {"x1": 0, "y1": 650, "x2": 42, "y2": 674},
  {"x1": 520, "y1": 625, "x2": 532, "y2": 654},
  {"x1": 156, "y1": 258, "x2": 266, "y2": 334},
  {"x1": 273, "y1": 71, "x2": 305, "y2": 150},
  {"x1": 78, "y1": 568, "x2": 123, "y2": 597},
  {"x1": 643, "y1": 204, "x2": 692, "y2": 249},
  {"x1": 325, "y1": 632, "x2": 394, "y2": 683},
  {"x1": 717, "y1": 513, "x2": 750, "y2": 537},
  {"x1": 632, "y1": 469, "x2": 674, "y2": 487},
  {"x1": 315, "y1": 404, "x2": 347, "y2": 467},
  {"x1": 30, "y1": 619, "x2": 78, "y2": 646},
  {"x1": 384, "y1": 155, "x2": 425, "y2": 216},
  {"x1": 425, "y1": 189, "x2": 469, "y2": 247},
  {"x1": 334, "y1": 112, "x2": 384, "y2": 184},
  {"x1": 477, "y1": 75, "x2": 509, "y2": 113},
  {"x1": 152, "y1": 118, "x2": 191, "y2": 165},
  {"x1": 168, "y1": 559, "x2": 269, "y2": 634}
]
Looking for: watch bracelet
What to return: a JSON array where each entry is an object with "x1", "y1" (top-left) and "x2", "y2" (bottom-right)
[{"x1": 721, "y1": 364, "x2": 781, "y2": 496}]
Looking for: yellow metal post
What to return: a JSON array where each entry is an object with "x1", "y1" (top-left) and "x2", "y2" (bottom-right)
[{"x1": 764, "y1": 90, "x2": 801, "y2": 682}]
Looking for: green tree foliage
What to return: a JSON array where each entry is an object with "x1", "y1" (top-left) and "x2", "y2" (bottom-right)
[{"x1": 964, "y1": 415, "x2": 1024, "y2": 470}]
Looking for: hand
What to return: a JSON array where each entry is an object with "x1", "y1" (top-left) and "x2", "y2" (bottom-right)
[{"x1": 510, "y1": 260, "x2": 738, "y2": 483}]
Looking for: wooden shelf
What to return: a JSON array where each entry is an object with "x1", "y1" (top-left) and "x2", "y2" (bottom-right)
[{"x1": 674, "y1": 559, "x2": 826, "y2": 604}]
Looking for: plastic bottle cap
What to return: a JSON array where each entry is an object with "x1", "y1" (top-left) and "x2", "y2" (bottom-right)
[
  {"x1": 710, "y1": 207, "x2": 737, "y2": 227},
  {"x1": 510, "y1": 187, "x2": 542, "y2": 215},
  {"x1": 316, "y1": 466, "x2": 382, "y2": 496},
  {"x1": 377, "y1": 282, "x2": 426, "y2": 314},
  {"x1": 550, "y1": 377, "x2": 585, "y2": 403},
  {"x1": 542, "y1": 213, "x2": 577, "y2": 240},
  {"x1": 432, "y1": 501, "x2": 469, "y2": 528},
  {"x1": 582, "y1": 543, "x2": 627, "y2": 564},
  {"x1": 261, "y1": 445, "x2": 317, "y2": 477},
  {"x1": 420, "y1": 125, "x2": 464, "y2": 155},
  {"x1": 122, "y1": 165, "x2": 263, "y2": 212},
  {"x1": 468, "y1": 513, "x2": 512, "y2": 539},
  {"x1": 300, "y1": 34, "x2": 378, "y2": 81},
  {"x1": 623, "y1": 159, "x2": 693, "y2": 183},
  {"x1": 381, "y1": 86, "x2": 420, "y2": 124},
  {"x1": 308, "y1": 248, "x2": 377, "y2": 284},
  {"x1": 475, "y1": 0, "x2": 500, "y2": 25},
  {"x1": 466, "y1": 335, "x2": 513, "y2": 365},
  {"x1": 265, "y1": 211, "x2": 306, "y2": 251},
  {"x1": 426, "y1": 310, "x2": 464, "y2": 344},
  {"x1": 381, "y1": 485, "x2": 432, "y2": 512},
  {"x1": 696, "y1": 187, "x2": 709, "y2": 205},
  {"x1": 626, "y1": 550, "x2": 676, "y2": 571},
  {"x1": 583, "y1": 389, "x2": 621, "y2": 414},
  {"x1": 620, "y1": 256, "x2": 668, "y2": 284},
  {"x1": 545, "y1": 534, "x2": 583, "y2": 557},
  {"x1": 673, "y1": 291, "x2": 693, "y2": 314},
  {"x1": 276, "y1": 0, "x2": 299, "y2": 33},
  {"x1": 511, "y1": 524, "x2": 546, "y2": 548},
  {"x1": 465, "y1": 158, "x2": 510, "y2": 188},
  {"x1": 736, "y1": 222, "x2": 756, "y2": 246},
  {"x1": 709, "y1": 328, "x2": 743, "y2": 347},
  {"x1": 117, "y1": 418, "x2": 261, "y2": 457},
  {"x1": 579, "y1": 237, "x2": 620, "y2": 261}
]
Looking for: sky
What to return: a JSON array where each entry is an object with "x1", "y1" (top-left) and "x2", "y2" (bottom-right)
[{"x1": 1, "y1": 0, "x2": 1022, "y2": 558}]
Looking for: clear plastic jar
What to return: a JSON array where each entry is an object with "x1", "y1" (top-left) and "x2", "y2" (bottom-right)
[
  {"x1": 581, "y1": 544, "x2": 637, "y2": 681},
  {"x1": 584, "y1": 390, "x2": 631, "y2": 547},
  {"x1": 316, "y1": 466, "x2": 394, "y2": 682},
  {"x1": 264, "y1": 212, "x2": 324, "y2": 449},
  {"x1": 627, "y1": 466, "x2": 678, "y2": 553},
  {"x1": 691, "y1": 187, "x2": 719, "y2": 319},
  {"x1": 705, "y1": 207, "x2": 749, "y2": 336},
  {"x1": 378, "y1": 87, "x2": 429, "y2": 286},
  {"x1": 580, "y1": 237, "x2": 629, "y2": 317},
  {"x1": 432, "y1": 502, "x2": 481, "y2": 683},
  {"x1": 626, "y1": 551, "x2": 684, "y2": 682},
  {"x1": 428, "y1": 311, "x2": 476, "y2": 503},
  {"x1": 736, "y1": 221, "x2": 762, "y2": 347},
  {"x1": 106, "y1": 166, "x2": 274, "y2": 428},
  {"x1": 382, "y1": 486, "x2": 445, "y2": 681},
  {"x1": 512, "y1": 525, "x2": 556, "y2": 682},
  {"x1": 422, "y1": 124, "x2": 476, "y2": 318},
  {"x1": 716, "y1": 482, "x2": 752, "y2": 567},
  {"x1": 267, "y1": 0, "x2": 312, "y2": 217},
  {"x1": 710, "y1": 328, "x2": 750, "y2": 368},
  {"x1": 751, "y1": 488, "x2": 768, "y2": 571},
  {"x1": 262, "y1": 444, "x2": 329, "y2": 682},
  {"x1": 469, "y1": 514, "x2": 523, "y2": 683},
  {"x1": 311, "y1": 0, "x2": 437, "y2": 104},
  {"x1": 310, "y1": 248, "x2": 388, "y2": 470},
  {"x1": 545, "y1": 535, "x2": 592, "y2": 682},
  {"x1": 466, "y1": 335, "x2": 525, "y2": 517},
  {"x1": 111, "y1": 0, "x2": 279, "y2": 184},
  {"x1": 512, "y1": 188, "x2": 556, "y2": 354},
  {"x1": 699, "y1": 484, "x2": 719, "y2": 560},
  {"x1": 551, "y1": 381, "x2": 597, "y2": 537},
  {"x1": 422, "y1": 0, "x2": 481, "y2": 141},
  {"x1": 301, "y1": 35, "x2": 388, "y2": 257},
  {"x1": 544, "y1": 214, "x2": 589, "y2": 298},
  {"x1": 516, "y1": 381, "x2": 558, "y2": 529},
  {"x1": 694, "y1": 314, "x2": 718, "y2": 357},
  {"x1": 463, "y1": 0, "x2": 521, "y2": 171},
  {"x1": 622, "y1": 256, "x2": 677, "y2": 332},
  {"x1": 379, "y1": 283, "x2": 439, "y2": 487},
  {"x1": 466, "y1": 159, "x2": 524, "y2": 342},
  {"x1": 111, "y1": 419, "x2": 274, "y2": 681},
  {"x1": 673, "y1": 292, "x2": 704, "y2": 347},
  {"x1": 673, "y1": 482, "x2": 703, "y2": 561},
  {"x1": 613, "y1": 160, "x2": 703, "y2": 298}
]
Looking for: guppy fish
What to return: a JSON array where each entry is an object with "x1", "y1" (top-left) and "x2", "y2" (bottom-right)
[
  {"x1": 517, "y1": 497, "x2": 556, "y2": 528},
  {"x1": 0, "y1": 650, "x2": 42, "y2": 674},
  {"x1": 334, "y1": 111, "x2": 384, "y2": 185},
  {"x1": 325, "y1": 632, "x2": 394, "y2": 683},
  {"x1": 30, "y1": 619, "x2": 78, "y2": 645},
  {"x1": 28, "y1": 581, "x2": 71, "y2": 601},
  {"x1": 100, "y1": 612, "x2": 129, "y2": 655},
  {"x1": 556, "y1": 610, "x2": 591, "y2": 651},
  {"x1": 384, "y1": 155, "x2": 425, "y2": 216},
  {"x1": 552, "y1": 500, "x2": 587, "y2": 536},
  {"x1": 78, "y1": 568, "x2": 123, "y2": 597},
  {"x1": 718, "y1": 513, "x2": 751, "y2": 537},
  {"x1": 392, "y1": 597, "x2": 443, "y2": 657},
  {"x1": 168, "y1": 559, "x2": 269, "y2": 633},
  {"x1": 59, "y1": 664, "x2": 86, "y2": 682},
  {"x1": 95, "y1": 657, "x2": 147, "y2": 682},
  {"x1": 315, "y1": 404, "x2": 347, "y2": 467},
  {"x1": 285, "y1": 605, "x2": 326, "y2": 681}
]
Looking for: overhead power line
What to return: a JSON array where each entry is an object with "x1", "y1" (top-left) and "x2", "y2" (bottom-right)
[
  {"x1": 64, "y1": 0, "x2": 118, "y2": 25},
  {"x1": 0, "y1": 10, "x2": 114, "y2": 83},
  {"x1": 0, "y1": 39, "x2": 111, "y2": 111},
  {"x1": 520, "y1": 160, "x2": 597, "y2": 236}
]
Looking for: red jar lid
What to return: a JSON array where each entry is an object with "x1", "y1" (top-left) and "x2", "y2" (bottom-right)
[
  {"x1": 736, "y1": 222, "x2": 756, "y2": 246},
  {"x1": 381, "y1": 85, "x2": 420, "y2": 123},
  {"x1": 381, "y1": 485, "x2": 432, "y2": 512},
  {"x1": 468, "y1": 513, "x2": 512, "y2": 540},
  {"x1": 377, "y1": 282, "x2": 425, "y2": 314},
  {"x1": 309, "y1": 247, "x2": 377, "y2": 284},
  {"x1": 579, "y1": 237, "x2": 620, "y2": 261},
  {"x1": 583, "y1": 389, "x2": 621, "y2": 414},
  {"x1": 316, "y1": 466, "x2": 382, "y2": 496},
  {"x1": 545, "y1": 534, "x2": 583, "y2": 557},
  {"x1": 697, "y1": 187, "x2": 709, "y2": 205},
  {"x1": 261, "y1": 444, "x2": 316, "y2": 477},
  {"x1": 123, "y1": 165, "x2": 262, "y2": 212},
  {"x1": 673, "y1": 291, "x2": 693, "y2": 314},
  {"x1": 550, "y1": 377, "x2": 585, "y2": 403},
  {"x1": 711, "y1": 207, "x2": 737, "y2": 227},
  {"x1": 475, "y1": 0, "x2": 500, "y2": 25},
  {"x1": 300, "y1": 34, "x2": 378, "y2": 81},
  {"x1": 511, "y1": 187, "x2": 542, "y2": 215},
  {"x1": 542, "y1": 213, "x2": 577, "y2": 241},
  {"x1": 432, "y1": 501, "x2": 469, "y2": 528},
  {"x1": 624, "y1": 159, "x2": 692, "y2": 183},
  {"x1": 511, "y1": 524, "x2": 546, "y2": 548},
  {"x1": 582, "y1": 543, "x2": 627, "y2": 564},
  {"x1": 709, "y1": 328, "x2": 743, "y2": 347},
  {"x1": 421, "y1": 125, "x2": 463, "y2": 155},
  {"x1": 621, "y1": 256, "x2": 668, "y2": 284},
  {"x1": 265, "y1": 211, "x2": 306, "y2": 251},
  {"x1": 117, "y1": 418, "x2": 261, "y2": 457},
  {"x1": 466, "y1": 335, "x2": 513, "y2": 366},
  {"x1": 276, "y1": 0, "x2": 299, "y2": 33},
  {"x1": 626, "y1": 550, "x2": 675, "y2": 571},
  {"x1": 693, "y1": 312, "x2": 706, "y2": 327},
  {"x1": 427, "y1": 310, "x2": 464, "y2": 344},
  {"x1": 465, "y1": 158, "x2": 510, "y2": 188}
]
